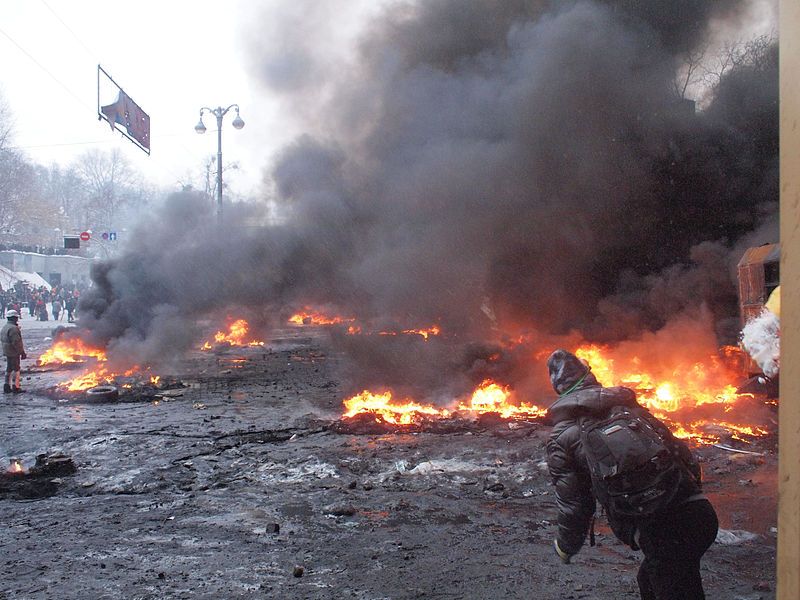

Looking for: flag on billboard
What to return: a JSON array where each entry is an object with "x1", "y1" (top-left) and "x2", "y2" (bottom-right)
[
  {"x1": 97, "y1": 65, "x2": 150, "y2": 155},
  {"x1": 101, "y1": 91, "x2": 150, "y2": 150}
]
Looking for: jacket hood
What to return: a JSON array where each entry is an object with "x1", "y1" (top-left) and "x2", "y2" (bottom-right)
[
  {"x1": 545, "y1": 349, "x2": 639, "y2": 424},
  {"x1": 547, "y1": 349, "x2": 597, "y2": 395}
]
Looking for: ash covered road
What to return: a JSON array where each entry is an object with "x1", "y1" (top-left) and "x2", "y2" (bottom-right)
[{"x1": 0, "y1": 319, "x2": 777, "y2": 599}]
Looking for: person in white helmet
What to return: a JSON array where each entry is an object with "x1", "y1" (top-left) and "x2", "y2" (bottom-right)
[{"x1": 1, "y1": 309, "x2": 26, "y2": 393}]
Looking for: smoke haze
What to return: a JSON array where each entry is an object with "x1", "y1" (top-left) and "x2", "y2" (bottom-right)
[{"x1": 78, "y1": 0, "x2": 778, "y2": 401}]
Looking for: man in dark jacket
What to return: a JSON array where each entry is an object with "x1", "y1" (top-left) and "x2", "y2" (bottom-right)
[
  {"x1": 545, "y1": 349, "x2": 718, "y2": 600},
  {"x1": 1, "y1": 309, "x2": 26, "y2": 393}
]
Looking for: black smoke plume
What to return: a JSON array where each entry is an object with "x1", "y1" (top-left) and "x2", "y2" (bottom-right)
[{"x1": 78, "y1": 0, "x2": 778, "y2": 402}]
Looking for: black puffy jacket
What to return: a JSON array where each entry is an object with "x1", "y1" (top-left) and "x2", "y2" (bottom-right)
[{"x1": 545, "y1": 349, "x2": 701, "y2": 555}]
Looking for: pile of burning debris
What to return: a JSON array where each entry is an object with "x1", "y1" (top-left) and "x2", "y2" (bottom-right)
[
  {"x1": 32, "y1": 330, "x2": 193, "y2": 404},
  {"x1": 329, "y1": 406, "x2": 544, "y2": 435},
  {"x1": 328, "y1": 393, "x2": 776, "y2": 456},
  {"x1": 329, "y1": 381, "x2": 548, "y2": 435},
  {"x1": 1, "y1": 454, "x2": 76, "y2": 499}
]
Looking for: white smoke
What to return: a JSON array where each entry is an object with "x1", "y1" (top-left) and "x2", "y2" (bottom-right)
[{"x1": 740, "y1": 309, "x2": 780, "y2": 377}]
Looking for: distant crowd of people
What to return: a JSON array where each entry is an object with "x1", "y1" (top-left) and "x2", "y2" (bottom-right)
[{"x1": 0, "y1": 283, "x2": 87, "y2": 322}]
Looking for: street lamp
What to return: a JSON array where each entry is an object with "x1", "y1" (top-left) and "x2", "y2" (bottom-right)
[{"x1": 194, "y1": 104, "x2": 245, "y2": 219}]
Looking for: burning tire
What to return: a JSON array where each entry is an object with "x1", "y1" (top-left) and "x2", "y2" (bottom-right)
[{"x1": 85, "y1": 385, "x2": 119, "y2": 402}]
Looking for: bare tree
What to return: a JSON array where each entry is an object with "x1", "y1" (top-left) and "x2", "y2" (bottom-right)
[
  {"x1": 0, "y1": 149, "x2": 38, "y2": 243},
  {"x1": 702, "y1": 33, "x2": 777, "y2": 90},
  {"x1": 204, "y1": 155, "x2": 241, "y2": 205},
  {"x1": 73, "y1": 148, "x2": 141, "y2": 232},
  {"x1": 0, "y1": 94, "x2": 62, "y2": 246},
  {"x1": 0, "y1": 91, "x2": 14, "y2": 151},
  {"x1": 175, "y1": 154, "x2": 246, "y2": 209},
  {"x1": 40, "y1": 164, "x2": 86, "y2": 230},
  {"x1": 672, "y1": 42, "x2": 709, "y2": 100},
  {"x1": 0, "y1": 96, "x2": 159, "y2": 249},
  {"x1": 674, "y1": 32, "x2": 777, "y2": 109}
]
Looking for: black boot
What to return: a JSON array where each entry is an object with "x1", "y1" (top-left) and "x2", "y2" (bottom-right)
[
  {"x1": 12, "y1": 386, "x2": 22, "y2": 394},
  {"x1": 3, "y1": 383, "x2": 10, "y2": 393}
]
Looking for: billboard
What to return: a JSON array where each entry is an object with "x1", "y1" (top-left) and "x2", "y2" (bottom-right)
[{"x1": 97, "y1": 65, "x2": 150, "y2": 154}]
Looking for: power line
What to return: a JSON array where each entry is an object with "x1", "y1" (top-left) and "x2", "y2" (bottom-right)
[
  {"x1": 12, "y1": 134, "x2": 185, "y2": 150},
  {"x1": 10, "y1": 139, "x2": 112, "y2": 150},
  {"x1": 0, "y1": 26, "x2": 94, "y2": 115},
  {"x1": 11, "y1": 130, "x2": 211, "y2": 150},
  {"x1": 39, "y1": 0, "x2": 97, "y2": 61}
]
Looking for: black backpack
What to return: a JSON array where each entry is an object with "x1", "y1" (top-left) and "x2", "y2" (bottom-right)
[{"x1": 579, "y1": 405, "x2": 688, "y2": 517}]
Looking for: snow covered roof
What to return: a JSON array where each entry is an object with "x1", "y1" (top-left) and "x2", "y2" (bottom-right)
[
  {"x1": 0, "y1": 265, "x2": 17, "y2": 290},
  {"x1": 0, "y1": 266, "x2": 51, "y2": 291},
  {"x1": 14, "y1": 272, "x2": 51, "y2": 290}
]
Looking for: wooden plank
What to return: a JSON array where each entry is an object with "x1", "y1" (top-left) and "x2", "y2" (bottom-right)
[{"x1": 778, "y1": 3, "x2": 800, "y2": 597}]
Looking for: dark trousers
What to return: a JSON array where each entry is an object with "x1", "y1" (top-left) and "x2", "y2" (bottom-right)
[
  {"x1": 635, "y1": 499, "x2": 718, "y2": 600},
  {"x1": 5, "y1": 355, "x2": 20, "y2": 375}
]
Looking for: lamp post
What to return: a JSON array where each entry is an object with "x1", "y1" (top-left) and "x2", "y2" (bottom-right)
[{"x1": 194, "y1": 104, "x2": 245, "y2": 219}]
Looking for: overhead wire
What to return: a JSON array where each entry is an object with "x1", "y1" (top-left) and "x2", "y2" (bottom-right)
[
  {"x1": 39, "y1": 0, "x2": 96, "y2": 59},
  {"x1": 0, "y1": 26, "x2": 94, "y2": 114}
]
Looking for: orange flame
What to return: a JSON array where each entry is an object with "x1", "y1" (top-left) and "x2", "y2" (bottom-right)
[
  {"x1": 63, "y1": 369, "x2": 107, "y2": 391},
  {"x1": 343, "y1": 390, "x2": 450, "y2": 425},
  {"x1": 341, "y1": 341, "x2": 766, "y2": 444},
  {"x1": 382, "y1": 326, "x2": 441, "y2": 340},
  {"x1": 574, "y1": 343, "x2": 747, "y2": 412},
  {"x1": 201, "y1": 319, "x2": 265, "y2": 349},
  {"x1": 37, "y1": 336, "x2": 130, "y2": 392},
  {"x1": 38, "y1": 338, "x2": 106, "y2": 365},
  {"x1": 58, "y1": 364, "x2": 142, "y2": 392},
  {"x1": 458, "y1": 380, "x2": 547, "y2": 419},
  {"x1": 350, "y1": 325, "x2": 442, "y2": 339},
  {"x1": 7, "y1": 460, "x2": 24, "y2": 474},
  {"x1": 289, "y1": 309, "x2": 355, "y2": 326},
  {"x1": 288, "y1": 310, "x2": 440, "y2": 339},
  {"x1": 407, "y1": 326, "x2": 440, "y2": 340},
  {"x1": 343, "y1": 379, "x2": 547, "y2": 425},
  {"x1": 574, "y1": 343, "x2": 761, "y2": 444}
]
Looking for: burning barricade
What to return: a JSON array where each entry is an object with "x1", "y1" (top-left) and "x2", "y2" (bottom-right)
[
  {"x1": 289, "y1": 307, "x2": 441, "y2": 340},
  {"x1": 38, "y1": 331, "x2": 180, "y2": 403},
  {"x1": 38, "y1": 317, "x2": 276, "y2": 401},
  {"x1": 331, "y1": 380, "x2": 547, "y2": 434},
  {"x1": 286, "y1": 307, "x2": 775, "y2": 447},
  {"x1": 333, "y1": 338, "x2": 775, "y2": 449},
  {"x1": 200, "y1": 319, "x2": 266, "y2": 350}
]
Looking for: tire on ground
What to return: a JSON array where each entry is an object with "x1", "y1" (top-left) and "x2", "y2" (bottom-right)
[{"x1": 85, "y1": 385, "x2": 119, "y2": 402}]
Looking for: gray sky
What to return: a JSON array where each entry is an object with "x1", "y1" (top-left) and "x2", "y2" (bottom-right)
[{"x1": 0, "y1": 0, "x2": 307, "y2": 197}]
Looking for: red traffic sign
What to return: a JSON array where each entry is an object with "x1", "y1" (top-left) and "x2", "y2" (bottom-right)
[{"x1": 79, "y1": 232, "x2": 90, "y2": 241}]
